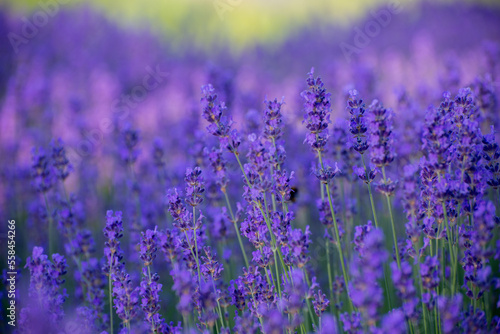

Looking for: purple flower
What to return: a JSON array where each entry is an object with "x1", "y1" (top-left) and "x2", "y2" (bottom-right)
[
  {"x1": 420, "y1": 255, "x2": 440, "y2": 309},
  {"x1": 461, "y1": 306, "x2": 488, "y2": 333},
  {"x1": 103, "y1": 210, "x2": 124, "y2": 276},
  {"x1": 312, "y1": 289, "x2": 330, "y2": 317},
  {"x1": 201, "y1": 84, "x2": 225, "y2": 126},
  {"x1": 159, "y1": 228, "x2": 180, "y2": 264},
  {"x1": 170, "y1": 266, "x2": 196, "y2": 316},
  {"x1": 263, "y1": 97, "x2": 285, "y2": 141},
  {"x1": 391, "y1": 260, "x2": 419, "y2": 320},
  {"x1": 349, "y1": 227, "x2": 387, "y2": 328},
  {"x1": 22, "y1": 247, "x2": 67, "y2": 326},
  {"x1": 314, "y1": 163, "x2": 341, "y2": 184},
  {"x1": 31, "y1": 147, "x2": 53, "y2": 193},
  {"x1": 51, "y1": 138, "x2": 72, "y2": 181},
  {"x1": 140, "y1": 269, "x2": 164, "y2": 331},
  {"x1": 377, "y1": 309, "x2": 406, "y2": 334},
  {"x1": 252, "y1": 246, "x2": 272, "y2": 268},
  {"x1": 120, "y1": 125, "x2": 140, "y2": 165},
  {"x1": 204, "y1": 147, "x2": 229, "y2": 191},
  {"x1": 340, "y1": 312, "x2": 362, "y2": 334},
  {"x1": 201, "y1": 246, "x2": 224, "y2": 280},
  {"x1": 437, "y1": 294, "x2": 462, "y2": 333},
  {"x1": 353, "y1": 164, "x2": 377, "y2": 184},
  {"x1": 138, "y1": 227, "x2": 165, "y2": 331},
  {"x1": 166, "y1": 189, "x2": 191, "y2": 232},
  {"x1": 233, "y1": 310, "x2": 259, "y2": 334},
  {"x1": 301, "y1": 68, "x2": 331, "y2": 152},
  {"x1": 421, "y1": 94, "x2": 454, "y2": 173},
  {"x1": 262, "y1": 308, "x2": 289, "y2": 334},
  {"x1": 184, "y1": 167, "x2": 205, "y2": 207},
  {"x1": 368, "y1": 99, "x2": 396, "y2": 168},
  {"x1": 202, "y1": 84, "x2": 241, "y2": 153},
  {"x1": 347, "y1": 89, "x2": 369, "y2": 155},
  {"x1": 229, "y1": 279, "x2": 246, "y2": 311},
  {"x1": 112, "y1": 269, "x2": 140, "y2": 328},
  {"x1": 273, "y1": 170, "x2": 294, "y2": 203},
  {"x1": 318, "y1": 314, "x2": 338, "y2": 334},
  {"x1": 139, "y1": 227, "x2": 159, "y2": 266},
  {"x1": 482, "y1": 126, "x2": 500, "y2": 189},
  {"x1": 285, "y1": 226, "x2": 312, "y2": 268}
]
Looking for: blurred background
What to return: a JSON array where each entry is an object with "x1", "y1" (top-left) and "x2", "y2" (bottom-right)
[
  {"x1": 1, "y1": 0, "x2": 500, "y2": 228},
  {"x1": 2, "y1": 0, "x2": 500, "y2": 52}
]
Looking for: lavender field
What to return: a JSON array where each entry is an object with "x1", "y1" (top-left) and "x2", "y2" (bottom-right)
[{"x1": 1, "y1": 1, "x2": 500, "y2": 333}]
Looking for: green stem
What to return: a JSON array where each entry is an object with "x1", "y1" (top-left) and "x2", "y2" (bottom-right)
[
  {"x1": 147, "y1": 266, "x2": 157, "y2": 332},
  {"x1": 274, "y1": 251, "x2": 282, "y2": 299},
  {"x1": 212, "y1": 279, "x2": 226, "y2": 329},
  {"x1": 318, "y1": 150, "x2": 353, "y2": 312},
  {"x1": 417, "y1": 261, "x2": 429, "y2": 334},
  {"x1": 223, "y1": 190, "x2": 249, "y2": 268},
  {"x1": 109, "y1": 271, "x2": 114, "y2": 334},
  {"x1": 437, "y1": 173, "x2": 456, "y2": 295},
  {"x1": 382, "y1": 167, "x2": 401, "y2": 269},
  {"x1": 43, "y1": 192, "x2": 54, "y2": 254},
  {"x1": 361, "y1": 154, "x2": 379, "y2": 228},
  {"x1": 325, "y1": 241, "x2": 334, "y2": 314},
  {"x1": 304, "y1": 270, "x2": 317, "y2": 329}
]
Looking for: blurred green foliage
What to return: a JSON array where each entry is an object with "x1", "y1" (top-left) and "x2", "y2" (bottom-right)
[{"x1": 2, "y1": 0, "x2": 499, "y2": 52}]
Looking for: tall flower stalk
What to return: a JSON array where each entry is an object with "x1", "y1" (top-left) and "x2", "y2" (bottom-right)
[
  {"x1": 368, "y1": 99, "x2": 400, "y2": 269},
  {"x1": 301, "y1": 68, "x2": 353, "y2": 312},
  {"x1": 347, "y1": 90, "x2": 379, "y2": 228}
]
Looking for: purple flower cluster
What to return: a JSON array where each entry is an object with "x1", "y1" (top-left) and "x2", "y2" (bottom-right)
[{"x1": 302, "y1": 68, "x2": 331, "y2": 152}]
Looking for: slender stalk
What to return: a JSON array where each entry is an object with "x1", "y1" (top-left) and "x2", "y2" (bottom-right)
[
  {"x1": 274, "y1": 251, "x2": 282, "y2": 298},
  {"x1": 361, "y1": 154, "x2": 379, "y2": 228},
  {"x1": 417, "y1": 262, "x2": 429, "y2": 334},
  {"x1": 437, "y1": 173, "x2": 456, "y2": 295},
  {"x1": 382, "y1": 167, "x2": 401, "y2": 269},
  {"x1": 43, "y1": 192, "x2": 54, "y2": 255},
  {"x1": 109, "y1": 269, "x2": 114, "y2": 334},
  {"x1": 325, "y1": 241, "x2": 334, "y2": 314},
  {"x1": 318, "y1": 150, "x2": 353, "y2": 312},
  {"x1": 183, "y1": 229, "x2": 202, "y2": 284},
  {"x1": 223, "y1": 190, "x2": 249, "y2": 268},
  {"x1": 233, "y1": 150, "x2": 288, "y2": 280},
  {"x1": 303, "y1": 270, "x2": 317, "y2": 329},
  {"x1": 212, "y1": 279, "x2": 226, "y2": 329},
  {"x1": 147, "y1": 266, "x2": 157, "y2": 332}
]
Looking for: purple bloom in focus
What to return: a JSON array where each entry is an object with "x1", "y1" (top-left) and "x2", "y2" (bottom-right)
[
  {"x1": 263, "y1": 97, "x2": 285, "y2": 141},
  {"x1": 368, "y1": 99, "x2": 396, "y2": 168},
  {"x1": 301, "y1": 68, "x2": 331, "y2": 152},
  {"x1": 139, "y1": 227, "x2": 159, "y2": 266},
  {"x1": 201, "y1": 84, "x2": 241, "y2": 153},
  {"x1": 103, "y1": 210, "x2": 124, "y2": 276},
  {"x1": 201, "y1": 246, "x2": 224, "y2": 280},
  {"x1": 312, "y1": 289, "x2": 330, "y2": 317},
  {"x1": 347, "y1": 89, "x2": 369, "y2": 155},
  {"x1": 112, "y1": 269, "x2": 140, "y2": 329},
  {"x1": 184, "y1": 167, "x2": 205, "y2": 207}
]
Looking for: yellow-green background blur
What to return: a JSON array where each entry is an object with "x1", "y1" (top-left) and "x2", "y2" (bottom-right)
[{"x1": 2, "y1": 0, "x2": 499, "y2": 52}]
